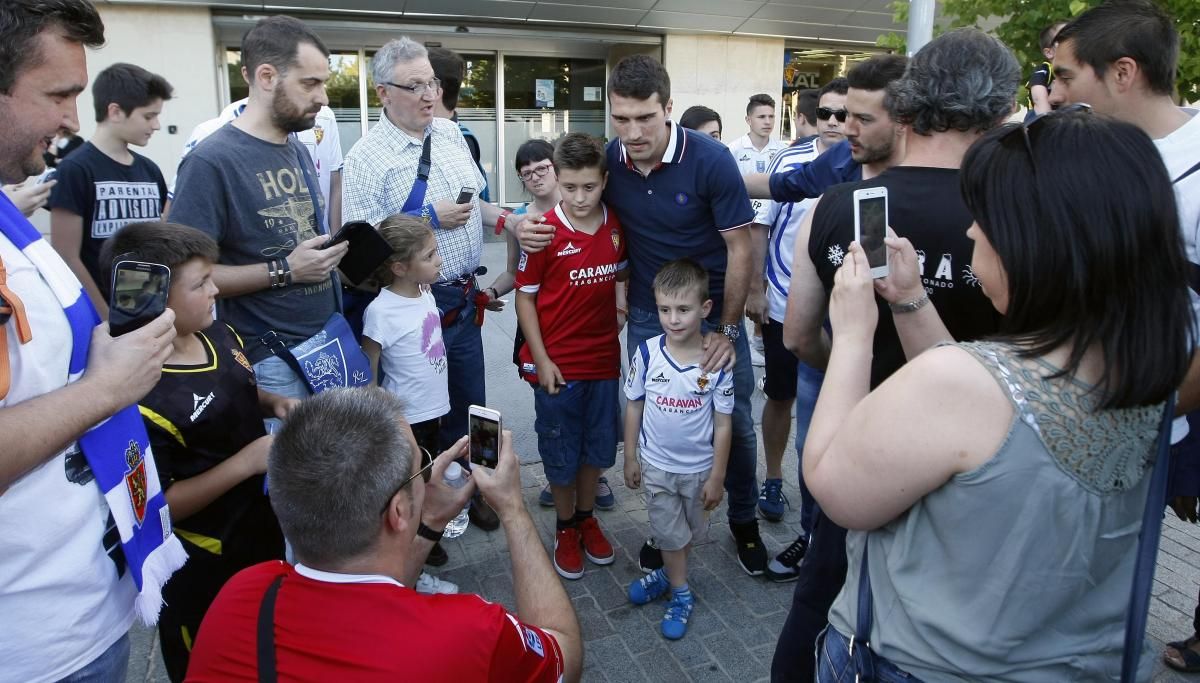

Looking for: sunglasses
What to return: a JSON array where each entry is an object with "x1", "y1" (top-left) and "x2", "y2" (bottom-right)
[
  {"x1": 1000, "y1": 102, "x2": 1093, "y2": 173},
  {"x1": 816, "y1": 107, "x2": 848, "y2": 123},
  {"x1": 379, "y1": 446, "x2": 435, "y2": 515}
]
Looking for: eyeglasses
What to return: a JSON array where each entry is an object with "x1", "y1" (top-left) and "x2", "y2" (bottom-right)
[
  {"x1": 816, "y1": 107, "x2": 848, "y2": 123},
  {"x1": 382, "y1": 78, "x2": 442, "y2": 96},
  {"x1": 1000, "y1": 102, "x2": 1092, "y2": 173},
  {"x1": 519, "y1": 163, "x2": 554, "y2": 182},
  {"x1": 379, "y1": 446, "x2": 435, "y2": 515}
]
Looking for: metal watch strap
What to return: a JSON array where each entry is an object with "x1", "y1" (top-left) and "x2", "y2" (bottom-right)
[
  {"x1": 888, "y1": 291, "x2": 930, "y2": 314},
  {"x1": 717, "y1": 323, "x2": 740, "y2": 341}
]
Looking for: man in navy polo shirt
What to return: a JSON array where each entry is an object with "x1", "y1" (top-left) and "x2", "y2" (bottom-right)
[{"x1": 518, "y1": 54, "x2": 768, "y2": 576}]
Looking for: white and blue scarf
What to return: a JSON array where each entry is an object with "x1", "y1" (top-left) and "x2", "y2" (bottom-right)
[{"x1": 0, "y1": 194, "x2": 186, "y2": 624}]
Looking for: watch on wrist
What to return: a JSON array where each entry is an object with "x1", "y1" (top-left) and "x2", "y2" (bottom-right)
[
  {"x1": 417, "y1": 522, "x2": 444, "y2": 542},
  {"x1": 716, "y1": 323, "x2": 740, "y2": 342}
]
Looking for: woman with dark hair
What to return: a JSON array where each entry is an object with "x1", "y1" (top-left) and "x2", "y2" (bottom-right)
[
  {"x1": 512, "y1": 138, "x2": 559, "y2": 219},
  {"x1": 678, "y1": 105, "x2": 722, "y2": 140},
  {"x1": 803, "y1": 109, "x2": 1193, "y2": 680}
]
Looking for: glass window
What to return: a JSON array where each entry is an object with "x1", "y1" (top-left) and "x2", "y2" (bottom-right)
[
  {"x1": 327, "y1": 52, "x2": 363, "y2": 155},
  {"x1": 226, "y1": 49, "x2": 248, "y2": 105}
]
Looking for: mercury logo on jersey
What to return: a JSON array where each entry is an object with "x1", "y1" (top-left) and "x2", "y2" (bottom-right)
[
  {"x1": 191, "y1": 391, "x2": 215, "y2": 422},
  {"x1": 556, "y1": 242, "x2": 581, "y2": 257}
]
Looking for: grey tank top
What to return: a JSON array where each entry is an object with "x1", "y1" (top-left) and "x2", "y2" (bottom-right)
[{"x1": 827, "y1": 341, "x2": 1162, "y2": 682}]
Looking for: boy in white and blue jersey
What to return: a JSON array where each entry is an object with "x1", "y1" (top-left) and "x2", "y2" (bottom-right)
[
  {"x1": 755, "y1": 138, "x2": 823, "y2": 553},
  {"x1": 623, "y1": 259, "x2": 733, "y2": 640}
]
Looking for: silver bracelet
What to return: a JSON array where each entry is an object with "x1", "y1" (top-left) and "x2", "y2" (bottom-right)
[{"x1": 888, "y1": 291, "x2": 930, "y2": 314}]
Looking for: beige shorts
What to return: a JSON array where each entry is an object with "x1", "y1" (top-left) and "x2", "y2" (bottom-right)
[{"x1": 641, "y1": 459, "x2": 711, "y2": 552}]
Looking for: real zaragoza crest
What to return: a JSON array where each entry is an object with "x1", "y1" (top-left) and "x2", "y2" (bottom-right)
[
  {"x1": 313, "y1": 125, "x2": 324, "y2": 145},
  {"x1": 124, "y1": 440, "x2": 148, "y2": 526}
]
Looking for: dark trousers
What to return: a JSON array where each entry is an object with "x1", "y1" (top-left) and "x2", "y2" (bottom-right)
[{"x1": 771, "y1": 510, "x2": 849, "y2": 682}]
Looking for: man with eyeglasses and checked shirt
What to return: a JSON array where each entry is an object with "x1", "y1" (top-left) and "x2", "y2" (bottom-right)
[
  {"x1": 342, "y1": 37, "x2": 520, "y2": 535},
  {"x1": 185, "y1": 388, "x2": 582, "y2": 682}
]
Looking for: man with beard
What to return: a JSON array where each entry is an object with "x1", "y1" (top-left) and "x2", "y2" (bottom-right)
[{"x1": 170, "y1": 15, "x2": 347, "y2": 403}]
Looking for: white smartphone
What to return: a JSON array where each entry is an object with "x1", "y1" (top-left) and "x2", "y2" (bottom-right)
[
  {"x1": 468, "y1": 404, "x2": 501, "y2": 465},
  {"x1": 853, "y1": 186, "x2": 890, "y2": 279}
]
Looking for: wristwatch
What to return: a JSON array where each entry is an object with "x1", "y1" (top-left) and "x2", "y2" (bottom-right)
[{"x1": 716, "y1": 323, "x2": 740, "y2": 342}]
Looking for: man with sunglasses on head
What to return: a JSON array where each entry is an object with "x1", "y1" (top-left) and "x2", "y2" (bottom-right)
[
  {"x1": 343, "y1": 37, "x2": 518, "y2": 536},
  {"x1": 186, "y1": 388, "x2": 581, "y2": 682},
  {"x1": 771, "y1": 31, "x2": 1018, "y2": 681},
  {"x1": 1047, "y1": 1, "x2": 1200, "y2": 672}
]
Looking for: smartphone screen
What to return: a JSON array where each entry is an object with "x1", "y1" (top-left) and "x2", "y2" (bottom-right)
[
  {"x1": 858, "y1": 195, "x2": 888, "y2": 270},
  {"x1": 456, "y1": 187, "x2": 475, "y2": 204},
  {"x1": 469, "y1": 410, "x2": 500, "y2": 464},
  {"x1": 109, "y1": 261, "x2": 170, "y2": 336}
]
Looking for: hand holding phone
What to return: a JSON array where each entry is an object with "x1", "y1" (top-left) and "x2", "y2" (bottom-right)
[
  {"x1": 456, "y1": 186, "x2": 475, "y2": 205},
  {"x1": 109, "y1": 260, "x2": 171, "y2": 336},
  {"x1": 853, "y1": 187, "x2": 890, "y2": 279},
  {"x1": 469, "y1": 405, "x2": 501, "y2": 466}
]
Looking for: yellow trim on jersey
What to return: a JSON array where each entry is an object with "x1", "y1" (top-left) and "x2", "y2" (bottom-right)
[
  {"x1": 226, "y1": 323, "x2": 245, "y2": 348},
  {"x1": 138, "y1": 406, "x2": 186, "y2": 447},
  {"x1": 175, "y1": 528, "x2": 223, "y2": 555},
  {"x1": 163, "y1": 331, "x2": 219, "y2": 374},
  {"x1": 181, "y1": 625, "x2": 193, "y2": 652}
]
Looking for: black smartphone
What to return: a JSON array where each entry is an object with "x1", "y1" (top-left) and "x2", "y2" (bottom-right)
[
  {"x1": 109, "y1": 260, "x2": 170, "y2": 336},
  {"x1": 324, "y1": 220, "x2": 372, "y2": 249},
  {"x1": 468, "y1": 404, "x2": 501, "y2": 465},
  {"x1": 456, "y1": 186, "x2": 475, "y2": 205}
]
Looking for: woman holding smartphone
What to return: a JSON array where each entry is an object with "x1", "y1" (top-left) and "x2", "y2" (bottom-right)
[{"x1": 802, "y1": 109, "x2": 1193, "y2": 680}]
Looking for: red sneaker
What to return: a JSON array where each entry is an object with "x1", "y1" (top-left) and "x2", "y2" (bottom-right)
[
  {"x1": 579, "y1": 517, "x2": 615, "y2": 565},
  {"x1": 554, "y1": 527, "x2": 585, "y2": 579}
]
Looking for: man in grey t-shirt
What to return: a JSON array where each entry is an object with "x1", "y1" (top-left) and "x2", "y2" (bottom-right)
[{"x1": 170, "y1": 16, "x2": 346, "y2": 400}]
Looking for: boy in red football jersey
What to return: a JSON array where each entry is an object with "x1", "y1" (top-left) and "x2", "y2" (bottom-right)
[{"x1": 515, "y1": 132, "x2": 629, "y2": 580}]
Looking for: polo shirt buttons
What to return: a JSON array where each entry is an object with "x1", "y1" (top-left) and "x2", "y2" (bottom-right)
[{"x1": 647, "y1": 190, "x2": 653, "y2": 194}]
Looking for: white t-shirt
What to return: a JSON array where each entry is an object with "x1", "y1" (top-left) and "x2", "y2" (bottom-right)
[
  {"x1": 0, "y1": 231, "x2": 136, "y2": 681},
  {"x1": 169, "y1": 100, "x2": 344, "y2": 227},
  {"x1": 758, "y1": 138, "x2": 821, "y2": 322},
  {"x1": 624, "y1": 334, "x2": 735, "y2": 474},
  {"x1": 362, "y1": 288, "x2": 450, "y2": 424},
  {"x1": 1155, "y1": 108, "x2": 1200, "y2": 443},
  {"x1": 728, "y1": 134, "x2": 789, "y2": 217}
]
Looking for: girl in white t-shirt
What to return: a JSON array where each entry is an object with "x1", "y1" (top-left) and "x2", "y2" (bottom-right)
[{"x1": 361, "y1": 215, "x2": 449, "y2": 453}]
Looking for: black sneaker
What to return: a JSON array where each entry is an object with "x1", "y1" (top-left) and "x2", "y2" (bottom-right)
[
  {"x1": 468, "y1": 494, "x2": 500, "y2": 532},
  {"x1": 638, "y1": 538, "x2": 663, "y2": 573},
  {"x1": 425, "y1": 541, "x2": 448, "y2": 567},
  {"x1": 765, "y1": 536, "x2": 807, "y2": 582},
  {"x1": 730, "y1": 521, "x2": 768, "y2": 576}
]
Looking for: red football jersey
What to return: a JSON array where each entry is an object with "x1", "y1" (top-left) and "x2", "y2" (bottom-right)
[
  {"x1": 515, "y1": 203, "x2": 627, "y2": 381},
  {"x1": 185, "y1": 562, "x2": 565, "y2": 683}
]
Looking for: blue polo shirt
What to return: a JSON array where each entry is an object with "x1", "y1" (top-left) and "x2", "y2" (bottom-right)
[
  {"x1": 604, "y1": 120, "x2": 754, "y2": 318},
  {"x1": 767, "y1": 139, "x2": 861, "y2": 203}
]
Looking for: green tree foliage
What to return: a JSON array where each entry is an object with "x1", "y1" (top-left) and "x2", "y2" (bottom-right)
[{"x1": 878, "y1": 0, "x2": 1200, "y2": 101}]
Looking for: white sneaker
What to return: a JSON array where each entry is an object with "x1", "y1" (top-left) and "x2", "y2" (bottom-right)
[{"x1": 415, "y1": 572, "x2": 458, "y2": 595}]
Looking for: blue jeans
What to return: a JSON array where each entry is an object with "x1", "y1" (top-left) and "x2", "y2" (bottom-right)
[
  {"x1": 815, "y1": 626, "x2": 920, "y2": 682},
  {"x1": 534, "y1": 380, "x2": 620, "y2": 486},
  {"x1": 627, "y1": 305, "x2": 758, "y2": 524},
  {"x1": 253, "y1": 354, "x2": 312, "y2": 433},
  {"x1": 436, "y1": 290, "x2": 486, "y2": 452},
  {"x1": 795, "y1": 362, "x2": 824, "y2": 538},
  {"x1": 57, "y1": 633, "x2": 130, "y2": 683}
]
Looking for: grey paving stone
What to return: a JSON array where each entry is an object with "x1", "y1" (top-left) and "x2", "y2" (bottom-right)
[
  {"x1": 637, "y1": 646, "x2": 690, "y2": 682},
  {"x1": 687, "y1": 663, "x2": 735, "y2": 682}
]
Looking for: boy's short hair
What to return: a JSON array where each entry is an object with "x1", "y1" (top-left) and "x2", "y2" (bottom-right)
[
  {"x1": 653, "y1": 258, "x2": 709, "y2": 302},
  {"x1": 92, "y1": 62, "x2": 173, "y2": 123},
  {"x1": 1054, "y1": 0, "x2": 1178, "y2": 97},
  {"x1": 794, "y1": 89, "x2": 819, "y2": 127},
  {"x1": 679, "y1": 105, "x2": 722, "y2": 136},
  {"x1": 427, "y1": 46, "x2": 465, "y2": 111},
  {"x1": 747, "y1": 93, "x2": 775, "y2": 114},
  {"x1": 553, "y1": 132, "x2": 606, "y2": 175},
  {"x1": 608, "y1": 54, "x2": 671, "y2": 107},
  {"x1": 99, "y1": 221, "x2": 219, "y2": 296}
]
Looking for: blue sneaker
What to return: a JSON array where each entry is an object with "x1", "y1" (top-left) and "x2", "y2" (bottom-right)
[
  {"x1": 661, "y1": 591, "x2": 694, "y2": 640},
  {"x1": 757, "y1": 478, "x2": 789, "y2": 522},
  {"x1": 595, "y1": 476, "x2": 615, "y2": 511},
  {"x1": 538, "y1": 483, "x2": 554, "y2": 507},
  {"x1": 628, "y1": 568, "x2": 670, "y2": 605}
]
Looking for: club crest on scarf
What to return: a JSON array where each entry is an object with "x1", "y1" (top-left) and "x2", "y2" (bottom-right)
[{"x1": 124, "y1": 440, "x2": 149, "y2": 526}]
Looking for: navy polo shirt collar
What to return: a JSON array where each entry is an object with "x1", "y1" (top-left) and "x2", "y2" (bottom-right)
[{"x1": 619, "y1": 120, "x2": 687, "y2": 174}]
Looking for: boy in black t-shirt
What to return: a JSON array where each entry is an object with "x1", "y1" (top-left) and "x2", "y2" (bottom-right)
[
  {"x1": 50, "y1": 63, "x2": 173, "y2": 317},
  {"x1": 101, "y1": 221, "x2": 297, "y2": 683}
]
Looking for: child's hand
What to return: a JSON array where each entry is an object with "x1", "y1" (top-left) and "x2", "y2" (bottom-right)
[
  {"x1": 240, "y1": 434, "x2": 274, "y2": 477},
  {"x1": 624, "y1": 456, "x2": 641, "y2": 490},
  {"x1": 536, "y1": 359, "x2": 566, "y2": 395},
  {"x1": 701, "y1": 475, "x2": 725, "y2": 511}
]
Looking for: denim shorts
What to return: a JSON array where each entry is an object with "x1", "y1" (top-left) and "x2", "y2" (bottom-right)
[{"x1": 533, "y1": 379, "x2": 620, "y2": 485}]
